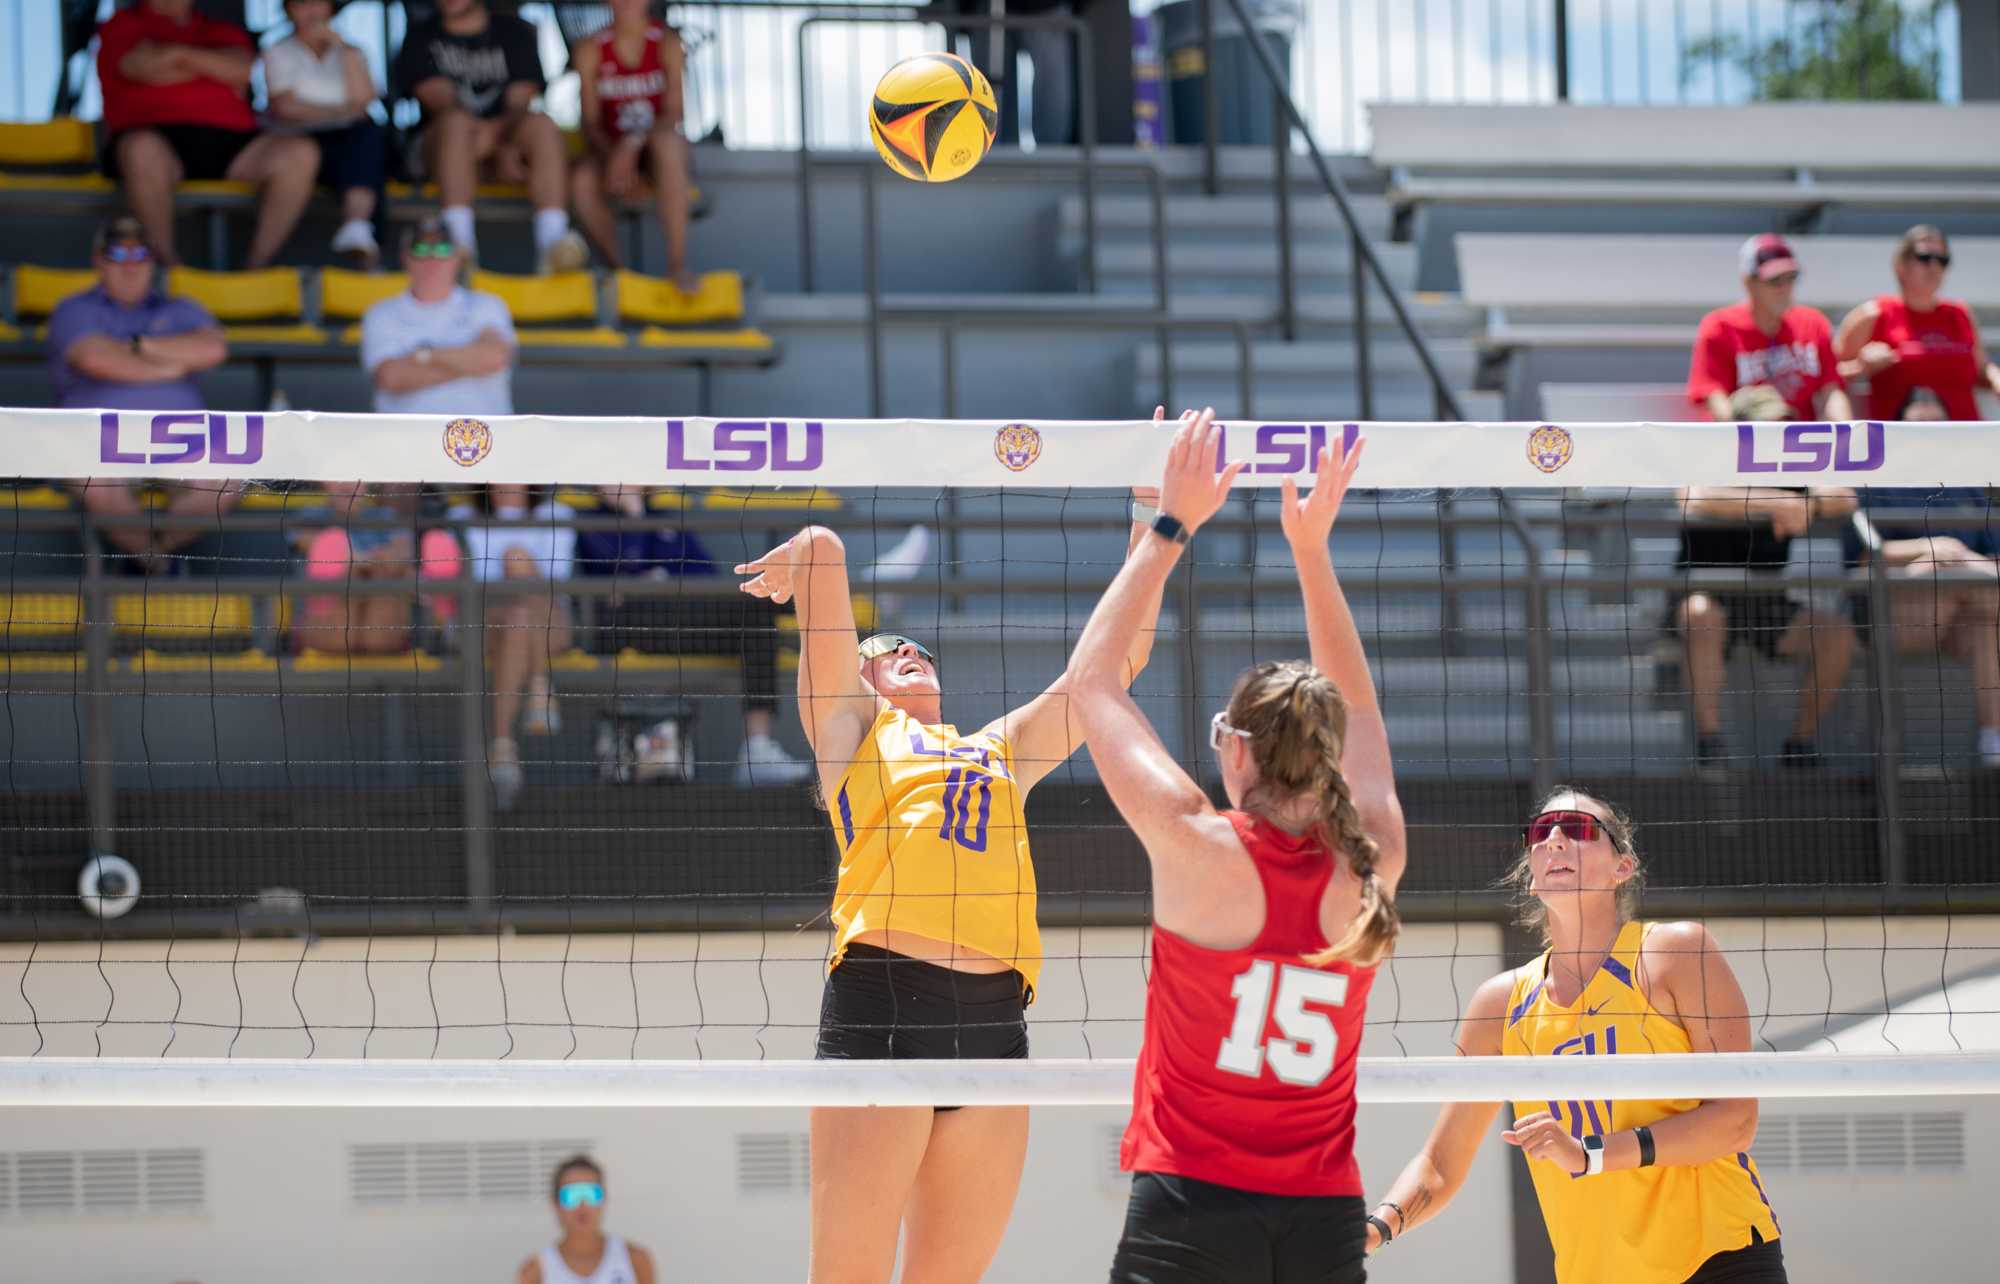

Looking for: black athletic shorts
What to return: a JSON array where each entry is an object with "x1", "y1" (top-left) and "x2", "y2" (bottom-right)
[
  {"x1": 1684, "y1": 1229, "x2": 1787, "y2": 1284},
  {"x1": 815, "y1": 942, "x2": 1028, "y2": 1062},
  {"x1": 1109, "y1": 1171, "x2": 1368, "y2": 1284},
  {"x1": 1669, "y1": 590, "x2": 1804, "y2": 662},
  {"x1": 103, "y1": 124, "x2": 255, "y2": 182}
]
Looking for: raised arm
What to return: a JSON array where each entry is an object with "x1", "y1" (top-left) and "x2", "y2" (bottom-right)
[
  {"x1": 982, "y1": 410, "x2": 1171, "y2": 793},
  {"x1": 736, "y1": 526, "x2": 878, "y2": 780},
  {"x1": 1280, "y1": 440, "x2": 1407, "y2": 895},
  {"x1": 1365, "y1": 970, "x2": 1512, "y2": 1253}
]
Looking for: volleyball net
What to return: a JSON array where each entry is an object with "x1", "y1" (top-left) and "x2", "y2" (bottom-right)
[{"x1": 3, "y1": 408, "x2": 2000, "y2": 1106}]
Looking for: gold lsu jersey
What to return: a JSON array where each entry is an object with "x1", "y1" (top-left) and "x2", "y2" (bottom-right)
[
  {"x1": 1504, "y1": 920, "x2": 1779, "y2": 1284},
  {"x1": 825, "y1": 703, "x2": 1040, "y2": 995}
]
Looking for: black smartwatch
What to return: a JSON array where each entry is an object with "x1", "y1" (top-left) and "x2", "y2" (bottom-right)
[
  {"x1": 1365, "y1": 1213, "x2": 1395, "y2": 1245},
  {"x1": 1148, "y1": 511, "x2": 1191, "y2": 546}
]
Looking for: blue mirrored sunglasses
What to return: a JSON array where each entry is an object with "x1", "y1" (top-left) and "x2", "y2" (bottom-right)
[
  {"x1": 557, "y1": 1180, "x2": 605, "y2": 1209},
  {"x1": 101, "y1": 243, "x2": 152, "y2": 264}
]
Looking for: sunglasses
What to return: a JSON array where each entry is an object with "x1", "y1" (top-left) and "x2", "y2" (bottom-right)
[
  {"x1": 1909, "y1": 252, "x2": 1951, "y2": 267},
  {"x1": 557, "y1": 1181, "x2": 604, "y2": 1209},
  {"x1": 1523, "y1": 810, "x2": 1617, "y2": 848},
  {"x1": 857, "y1": 633, "x2": 936, "y2": 666},
  {"x1": 101, "y1": 243, "x2": 152, "y2": 264},
  {"x1": 1209, "y1": 710, "x2": 1252, "y2": 752},
  {"x1": 407, "y1": 240, "x2": 456, "y2": 259}
]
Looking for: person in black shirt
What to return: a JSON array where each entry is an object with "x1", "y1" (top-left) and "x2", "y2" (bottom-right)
[
  {"x1": 1673, "y1": 484, "x2": 1858, "y2": 769},
  {"x1": 395, "y1": 0, "x2": 586, "y2": 272}
]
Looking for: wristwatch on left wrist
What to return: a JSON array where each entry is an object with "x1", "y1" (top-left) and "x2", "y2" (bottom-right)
[
  {"x1": 1148, "y1": 511, "x2": 1192, "y2": 546},
  {"x1": 1580, "y1": 1134, "x2": 1607, "y2": 1176}
]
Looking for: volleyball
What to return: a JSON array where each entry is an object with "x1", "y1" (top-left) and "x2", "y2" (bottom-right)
[{"x1": 868, "y1": 52, "x2": 998, "y2": 183}]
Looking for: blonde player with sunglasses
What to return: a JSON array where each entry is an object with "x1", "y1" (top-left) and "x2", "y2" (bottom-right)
[
  {"x1": 518, "y1": 1156, "x2": 655, "y2": 1284},
  {"x1": 1363, "y1": 788, "x2": 1786, "y2": 1284},
  {"x1": 734, "y1": 418, "x2": 1171, "y2": 1284}
]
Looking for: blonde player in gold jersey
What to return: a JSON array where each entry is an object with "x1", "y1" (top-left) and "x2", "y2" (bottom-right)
[
  {"x1": 735, "y1": 427, "x2": 1168, "y2": 1284},
  {"x1": 1362, "y1": 787, "x2": 1786, "y2": 1284}
]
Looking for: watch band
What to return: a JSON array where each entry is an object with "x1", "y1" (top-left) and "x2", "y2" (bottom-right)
[
  {"x1": 1634, "y1": 1125, "x2": 1656, "y2": 1168},
  {"x1": 1149, "y1": 511, "x2": 1191, "y2": 546},
  {"x1": 1581, "y1": 1134, "x2": 1607, "y2": 1176},
  {"x1": 1365, "y1": 1213, "x2": 1395, "y2": 1245}
]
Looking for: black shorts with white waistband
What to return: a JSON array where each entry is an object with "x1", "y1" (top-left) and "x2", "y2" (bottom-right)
[
  {"x1": 1109, "y1": 1172, "x2": 1368, "y2": 1284},
  {"x1": 814, "y1": 942, "x2": 1029, "y2": 1062},
  {"x1": 1683, "y1": 1229, "x2": 1787, "y2": 1284}
]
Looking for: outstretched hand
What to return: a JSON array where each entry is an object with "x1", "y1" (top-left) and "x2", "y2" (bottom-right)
[
  {"x1": 735, "y1": 536, "x2": 799, "y2": 604},
  {"x1": 1157, "y1": 408, "x2": 1245, "y2": 535},
  {"x1": 1279, "y1": 438, "x2": 1366, "y2": 551}
]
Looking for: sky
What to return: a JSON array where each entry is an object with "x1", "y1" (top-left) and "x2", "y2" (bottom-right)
[{"x1": 0, "y1": 0, "x2": 1963, "y2": 152}]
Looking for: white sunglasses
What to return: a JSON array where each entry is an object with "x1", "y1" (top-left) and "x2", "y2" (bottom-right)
[{"x1": 1209, "y1": 711, "x2": 1252, "y2": 751}]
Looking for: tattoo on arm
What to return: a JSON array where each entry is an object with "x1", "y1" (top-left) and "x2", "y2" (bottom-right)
[{"x1": 1404, "y1": 1185, "x2": 1432, "y2": 1226}]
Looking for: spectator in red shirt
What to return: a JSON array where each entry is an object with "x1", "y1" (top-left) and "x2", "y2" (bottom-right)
[
  {"x1": 1833, "y1": 225, "x2": 2000, "y2": 422},
  {"x1": 96, "y1": 0, "x2": 320, "y2": 268},
  {"x1": 569, "y1": 0, "x2": 697, "y2": 291},
  {"x1": 1686, "y1": 234, "x2": 1855, "y2": 423}
]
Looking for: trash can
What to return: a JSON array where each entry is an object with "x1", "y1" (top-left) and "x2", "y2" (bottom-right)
[{"x1": 1155, "y1": 0, "x2": 1300, "y2": 146}]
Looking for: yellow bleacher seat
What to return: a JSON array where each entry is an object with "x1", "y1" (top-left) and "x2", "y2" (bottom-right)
[
  {"x1": 0, "y1": 485, "x2": 75, "y2": 510},
  {"x1": 127, "y1": 650, "x2": 276, "y2": 674},
  {"x1": 320, "y1": 268, "x2": 410, "y2": 323},
  {"x1": 0, "y1": 172, "x2": 113, "y2": 195},
  {"x1": 698, "y1": 486, "x2": 844, "y2": 511},
  {"x1": 178, "y1": 180, "x2": 256, "y2": 198},
  {"x1": 518, "y1": 327, "x2": 627, "y2": 348},
  {"x1": 294, "y1": 648, "x2": 444, "y2": 673},
  {"x1": 166, "y1": 266, "x2": 305, "y2": 322},
  {"x1": 615, "y1": 270, "x2": 744, "y2": 327},
  {"x1": 0, "y1": 119, "x2": 96, "y2": 168},
  {"x1": 111, "y1": 593, "x2": 256, "y2": 643},
  {"x1": 470, "y1": 269, "x2": 598, "y2": 325},
  {"x1": 0, "y1": 321, "x2": 20, "y2": 343},
  {"x1": 13, "y1": 264, "x2": 100, "y2": 319},
  {"x1": 0, "y1": 653, "x2": 84, "y2": 675},
  {"x1": 0, "y1": 593, "x2": 81, "y2": 639},
  {"x1": 636, "y1": 326, "x2": 774, "y2": 354}
]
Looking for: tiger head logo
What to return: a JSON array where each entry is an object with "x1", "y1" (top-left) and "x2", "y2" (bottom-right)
[
  {"x1": 1526, "y1": 424, "x2": 1574, "y2": 474},
  {"x1": 994, "y1": 423, "x2": 1043, "y2": 473},
  {"x1": 442, "y1": 417, "x2": 493, "y2": 468}
]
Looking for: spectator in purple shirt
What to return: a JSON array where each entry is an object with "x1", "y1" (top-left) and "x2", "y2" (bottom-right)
[{"x1": 46, "y1": 216, "x2": 237, "y2": 568}]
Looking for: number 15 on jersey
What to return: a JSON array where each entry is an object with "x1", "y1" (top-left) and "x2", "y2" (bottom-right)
[{"x1": 1215, "y1": 959, "x2": 1350, "y2": 1088}]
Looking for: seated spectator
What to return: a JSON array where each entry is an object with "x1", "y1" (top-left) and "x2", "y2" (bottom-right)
[
  {"x1": 96, "y1": 0, "x2": 319, "y2": 268},
  {"x1": 1687, "y1": 234, "x2": 1855, "y2": 424},
  {"x1": 517, "y1": 1155, "x2": 657, "y2": 1284},
  {"x1": 1834, "y1": 225, "x2": 2000, "y2": 421},
  {"x1": 262, "y1": 0, "x2": 387, "y2": 268},
  {"x1": 1842, "y1": 388, "x2": 2000, "y2": 769},
  {"x1": 361, "y1": 216, "x2": 563, "y2": 806},
  {"x1": 577, "y1": 487, "x2": 811, "y2": 785},
  {"x1": 395, "y1": 0, "x2": 588, "y2": 273},
  {"x1": 47, "y1": 215, "x2": 237, "y2": 569},
  {"x1": 1672, "y1": 388, "x2": 1859, "y2": 770},
  {"x1": 293, "y1": 483, "x2": 462, "y2": 655},
  {"x1": 569, "y1": 0, "x2": 697, "y2": 291}
]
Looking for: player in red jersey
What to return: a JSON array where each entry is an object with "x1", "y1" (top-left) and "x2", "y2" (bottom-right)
[
  {"x1": 1068, "y1": 410, "x2": 1408, "y2": 1284},
  {"x1": 570, "y1": 0, "x2": 697, "y2": 291}
]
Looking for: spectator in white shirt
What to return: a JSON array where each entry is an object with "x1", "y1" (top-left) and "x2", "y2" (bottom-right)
[
  {"x1": 361, "y1": 215, "x2": 514, "y2": 415},
  {"x1": 263, "y1": 0, "x2": 386, "y2": 267}
]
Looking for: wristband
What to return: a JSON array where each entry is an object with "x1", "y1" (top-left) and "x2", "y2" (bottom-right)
[
  {"x1": 1580, "y1": 1134, "x2": 1606, "y2": 1176},
  {"x1": 1148, "y1": 511, "x2": 1191, "y2": 546},
  {"x1": 130, "y1": 333, "x2": 143, "y2": 355},
  {"x1": 1365, "y1": 1213, "x2": 1395, "y2": 1245},
  {"x1": 1130, "y1": 500, "x2": 1159, "y2": 527},
  {"x1": 1634, "y1": 1125, "x2": 1656, "y2": 1168}
]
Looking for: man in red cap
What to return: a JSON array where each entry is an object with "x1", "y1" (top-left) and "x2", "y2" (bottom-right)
[{"x1": 1686, "y1": 234, "x2": 1853, "y2": 423}]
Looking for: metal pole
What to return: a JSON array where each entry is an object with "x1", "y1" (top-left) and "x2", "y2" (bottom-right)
[
  {"x1": 862, "y1": 161, "x2": 884, "y2": 417},
  {"x1": 1235, "y1": 322, "x2": 1253, "y2": 418},
  {"x1": 1554, "y1": 0, "x2": 1571, "y2": 101},
  {"x1": 795, "y1": 19, "x2": 816, "y2": 291},
  {"x1": 1076, "y1": 20, "x2": 1100, "y2": 293},
  {"x1": 1351, "y1": 227, "x2": 1373, "y2": 420},
  {"x1": 1522, "y1": 574, "x2": 1557, "y2": 800},
  {"x1": 1199, "y1": 0, "x2": 1220, "y2": 195},
  {"x1": 1274, "y1": 94, "x2": 1296, "y2": 342},
  {"x1": 459, "y1": 567, "x2": 493, "y2": 923},
  {"x1": 1865, "y1": 539, "x2": 1908, "y2": 886},
  {"x1": 81, "y1": 536, "x2": 114, "y2": 857}
]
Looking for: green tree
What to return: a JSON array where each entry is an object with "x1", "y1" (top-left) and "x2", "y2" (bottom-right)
[{"x1": 1683, "y1": 0, "x2": 1947, "y2": 101}]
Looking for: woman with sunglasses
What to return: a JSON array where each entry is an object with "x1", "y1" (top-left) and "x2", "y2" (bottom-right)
[
  {"x1": 733, "y1": 427, "x2": 1170, "y2": 1284},
  {"x1": 517, "y1": 1156, "x2": 655, "y2": 1284},
  {"x1": 1835, "y1": 224, "x2": 2000, "y2": 421},
  {"x1": 1363, "y1": 788, "x2": 1785, "y2": 1284},
  {"x1": 1067, "y1": 414, "x2": 1405, "y2": 1284}
]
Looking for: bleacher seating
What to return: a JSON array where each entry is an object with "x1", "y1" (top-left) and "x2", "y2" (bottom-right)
[{"x1": 1371, "y1": 103, "x2": 2000, "y2": 220}]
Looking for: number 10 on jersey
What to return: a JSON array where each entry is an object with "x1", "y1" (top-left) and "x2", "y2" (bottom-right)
[{"x1": 1215, "y1": 959, "x2": 1349, "y2": 1087}]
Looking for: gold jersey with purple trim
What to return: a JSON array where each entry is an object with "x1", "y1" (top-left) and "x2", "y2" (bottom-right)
[
  {"x1": 1503, "y1": 920, "x2": 1779, "y2": 1284},
  {"x1": 824, "y1": 703, "x2": 1040, "y2": 996}
]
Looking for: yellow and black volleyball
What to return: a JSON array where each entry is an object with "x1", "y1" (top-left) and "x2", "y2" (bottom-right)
[{"x1": 868, "y1": 52, "x2": 998, "y2": 183}]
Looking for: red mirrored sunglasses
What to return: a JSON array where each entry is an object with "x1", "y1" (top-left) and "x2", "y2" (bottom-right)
[{"x1": 1522, "y1": 809, "x2": 1616, "y2": 847}]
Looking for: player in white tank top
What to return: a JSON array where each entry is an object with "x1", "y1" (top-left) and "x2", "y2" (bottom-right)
[{"x1": 516, "y1": 1158, "x2": 657, "y2": 1284}]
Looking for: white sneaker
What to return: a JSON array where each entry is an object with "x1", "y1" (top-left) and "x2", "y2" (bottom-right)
[
  {"x1": 539, "y1": 230, "x2": 589, "y2": 275},
  {"x1": 489, "y1": 737, "x2": 524, "y2": 811},
  {"x1": 734, "y1": 734, "x2": 813, "y2": 786},
  {"x1": 330, "y1": 220, "x2": 380, "y2": 270}
]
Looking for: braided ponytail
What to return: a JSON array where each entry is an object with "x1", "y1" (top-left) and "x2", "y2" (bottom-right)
[{"x1": 1228, "y1": 662, "x2": 1400, "y2": 969}]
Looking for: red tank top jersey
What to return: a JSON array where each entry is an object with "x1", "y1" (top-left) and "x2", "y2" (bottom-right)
[
  {"x1": 592, "y1": 23, "x2": 672, "y2": 141},
  {"x1": 1120, "y1": 811, "x2": 1376, "y2": 1197},
  {"x1": 1863, "y1": 294, "x2": 1984, "y2": 421}
]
